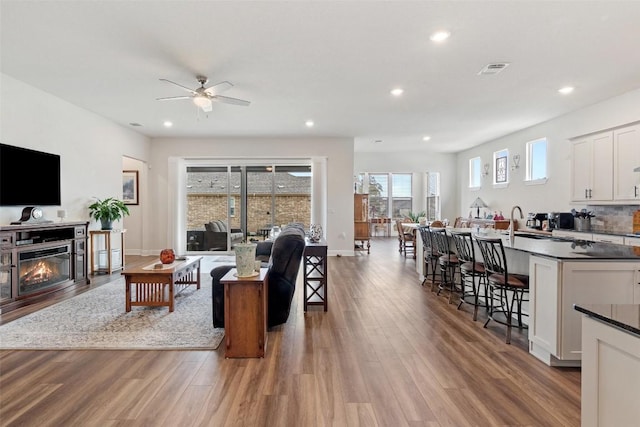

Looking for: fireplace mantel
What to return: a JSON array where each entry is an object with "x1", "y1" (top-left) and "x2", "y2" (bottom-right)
[{"x1": 0, "y1": 221, "x2": 89, "y2": 314}]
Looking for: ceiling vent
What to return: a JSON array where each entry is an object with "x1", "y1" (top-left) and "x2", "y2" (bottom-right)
[{"x1": 478, "y1": 62, "x2": 510, "y2": 75}]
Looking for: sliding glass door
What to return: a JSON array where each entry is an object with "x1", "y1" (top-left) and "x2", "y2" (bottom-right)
[{"x1": 185, "y1": 163, "x2": 311, "y2": 253}]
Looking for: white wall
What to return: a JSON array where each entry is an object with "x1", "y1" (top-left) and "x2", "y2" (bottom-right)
[
  {"x1": 122, "y1": 156, "x2": 145, "y2": 254},
  {"x1": 146, "y1": 137, "x2": 355, "y2": 255},
  {"x1": 0, "y1": 73, "x2": 151, "y2": 228},
  {"x1": 354, "y1": 151, "x2": 459, "y2": 223},
  {"x1": 456, "y1": 88, "x2": 640, "y2": 218}
]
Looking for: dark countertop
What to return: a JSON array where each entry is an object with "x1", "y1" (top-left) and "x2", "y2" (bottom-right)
[
  {"x1": 448, "y1": 228, "x2": 640, "y2": 260},
  {"x1": 574, "y1": 304, "x2": 640, "y2": 338}
]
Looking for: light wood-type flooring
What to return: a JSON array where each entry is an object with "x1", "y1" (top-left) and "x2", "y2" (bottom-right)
[{"x1": 0, "y1": 238, "x2": 580, "y2": 426}]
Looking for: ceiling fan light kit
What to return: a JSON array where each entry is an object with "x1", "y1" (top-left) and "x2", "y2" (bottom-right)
[{"x1": 156, "y1": 75, "x2": 250, "y2": 112}]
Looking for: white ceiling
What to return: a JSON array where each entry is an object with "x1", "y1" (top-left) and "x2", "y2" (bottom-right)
[{"x1": 3, "y1": 1, "x2": 640, "y2": 153}]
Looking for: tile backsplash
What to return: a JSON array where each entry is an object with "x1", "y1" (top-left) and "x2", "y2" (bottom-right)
[{"x1": 586, "y1": 205, "x2": 640, "y2": 234}]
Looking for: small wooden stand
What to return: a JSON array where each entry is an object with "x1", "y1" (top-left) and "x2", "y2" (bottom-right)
[{"x1": 221, "y1": 268, "x2": 268, "y2": 358}]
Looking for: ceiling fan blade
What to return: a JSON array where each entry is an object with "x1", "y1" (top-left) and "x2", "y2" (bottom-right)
[
  {"x1": 156, "y1": 95, "x2": 192, "y2": 101},
  {"x1": 204, "y1": 81, "x2": 233, "y2": 96},
  {"x1": 213, "y1": 95, "x2": 251, "y2": 106},
  {"x1": 159, "y1": 78, "x2": 197, "y2": 95}
]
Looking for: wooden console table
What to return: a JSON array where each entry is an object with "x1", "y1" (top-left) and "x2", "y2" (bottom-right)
[
  {"x1": 303, "y1": 239, "x2": 328, "y2": 312},
  {"x1": 221, "y1": 268, "x2": 268, "y2": 358},
  {"x1": 122, "y1": 256, "x2": 201, "y2": 312}
]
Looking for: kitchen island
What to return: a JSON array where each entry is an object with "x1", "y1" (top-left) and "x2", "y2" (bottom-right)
[
  {"x1": 416, "y1": 229, "x2": 640, "y2": 366},
  {"x1": 501, "y1": 233, "x2": 640, "y2": 367},
  {"x1": 574, "y1": 304, "x2": 640, "y2": 426}
]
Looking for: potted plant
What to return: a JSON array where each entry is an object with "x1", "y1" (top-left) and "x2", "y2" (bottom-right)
[
  {"x1": 407, "y1": 211, "x2": 426, "y2": 223},
  {"x1": 88, "y1": 197, "x2": 130, "y2": 230}
]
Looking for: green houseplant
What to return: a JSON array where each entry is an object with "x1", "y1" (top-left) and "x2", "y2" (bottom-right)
[
  {"x1": 88, "y1": 197, "x2": 130, "y2": 230},
  {"x1": 407, "y1": 211, "x2": 426, "y2": 223}
]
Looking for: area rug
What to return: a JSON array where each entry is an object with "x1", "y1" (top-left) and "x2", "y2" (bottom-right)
[{"x1": 0, "y1": 277, "x2": 224, "y2": 350}]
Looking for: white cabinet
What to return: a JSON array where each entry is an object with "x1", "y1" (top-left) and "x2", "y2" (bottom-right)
[
  {"x1": 552, "y1": 230, "x2": 591, "y2": 240},
  {"x1": 591, "y1": 233, "x2": 625, "y2": 245},
  {"x1": 528, "y1": 256, "x2": 640, "y2": 366},
  {"x1": 625, "y1": 236, "x2": 640, "y2": 247},
  {"x1": 581, "y1": 314, "x2": 640, "y2": 427},
  {"x1": 613, "y1": 123, "x2": 640, "y2": 201},
  {"x1": 571, "y1": 132, "x2": 613, "y2": 202}
]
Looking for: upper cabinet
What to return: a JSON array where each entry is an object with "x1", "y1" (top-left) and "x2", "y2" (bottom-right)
[
  {"x1": 613, "y1": 124, "x2": 640, "y2": 201},
  {"x1": 571, "y1": 131, "x2": 613, "y2": 202},
  {"x1": 571, "y1": 122, "x2": 640, "y2": 204}
]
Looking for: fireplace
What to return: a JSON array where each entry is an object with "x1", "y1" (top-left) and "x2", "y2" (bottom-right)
[{"x1": 18, "y1": 244, "x2": 71, "y2": 297}]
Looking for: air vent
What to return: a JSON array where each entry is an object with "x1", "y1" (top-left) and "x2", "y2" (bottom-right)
[{"x1": 478, "y1": 62, "x2": 510, "y2": 75}]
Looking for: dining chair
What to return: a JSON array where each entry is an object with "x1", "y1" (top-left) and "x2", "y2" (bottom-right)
[
  {"x1": 395, "y1": 219, "x2": 416, "y2": 258},
  {"x1": 449, "y1": 229, "x2": 486, "y2": 320},
  {"x1": 473, "y1": 235, "x2": 530, "y2": 344}
]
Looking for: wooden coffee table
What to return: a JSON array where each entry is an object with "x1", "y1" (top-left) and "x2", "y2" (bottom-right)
[{"x1": 122, "y1": 256, "x2": 202, "y2": 312}]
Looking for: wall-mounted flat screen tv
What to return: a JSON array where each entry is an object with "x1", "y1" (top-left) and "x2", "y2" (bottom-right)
[{"x1": 0, "y1": 143, "x2": 61, "y2": 206}]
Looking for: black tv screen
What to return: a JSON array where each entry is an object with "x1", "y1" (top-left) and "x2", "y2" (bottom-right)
[{"x1": 0, "y1": 143, "x2": 61, "y2": 206}]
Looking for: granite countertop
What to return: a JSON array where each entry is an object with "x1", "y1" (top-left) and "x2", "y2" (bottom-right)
[
  {"x1": 452, "y1": 228, "x2": 640, "y2": 260},
  {"x1": 574, "y1": 304, "x2": 640, "y2": 338}
]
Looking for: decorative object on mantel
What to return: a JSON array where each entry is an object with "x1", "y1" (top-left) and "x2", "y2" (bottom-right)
[
  {"x1": 88, "y1": 197, "x2": 130, "y2": 230},
  {"x1": 309, "y1": 224, "x2": 323, "y2": 242},
  {"x1": 470, "y1": 197, "x2": 488, "y2": 219},
  {"x1": 160, "y1": 248, "x2": 176, "y2": 264},
  {"x1": 234, "y1": 242, "x2": 257, "y2": 277}
]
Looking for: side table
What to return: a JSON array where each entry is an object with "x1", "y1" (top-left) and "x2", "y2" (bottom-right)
[
  {"x1": 303, "y1": 239, "x2": 328, "y2": 312},
  {"x1": 221, "y1": 268, "x2": 268, "y2": 358},
  {"x1": 90, "y1": 229, "x2": 126, "y2": 275}
]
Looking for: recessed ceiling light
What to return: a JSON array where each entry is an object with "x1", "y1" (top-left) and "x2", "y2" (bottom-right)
[
  {"x1": 305, "y1": 120, "x2": 314, "y2": 127},
  {"x1": 129, "y1": 122, "x2": 142, "y2": 127},
  {"x1": 163, "y1": 121, "x2": 173, "y2": 127},
  {"x1": 430, "y1": 31, "x2": 450, "y2": 42},
  {"x1": 558, "y1": 86, "x2": 575, "y2": 95},
  {"x1": 423, "y1": 136, "x2": 431, "y2": 141},
  {"x1": 390, "y1": 88, "x2": 404, "y2": 96},
  {"x1": 373, "y1": 139, "x2": 382, "y2": 144}
]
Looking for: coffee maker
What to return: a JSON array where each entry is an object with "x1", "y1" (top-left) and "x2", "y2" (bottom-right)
[{"x1": 526, "y1": 212, "x2": 548, "y2": 230}]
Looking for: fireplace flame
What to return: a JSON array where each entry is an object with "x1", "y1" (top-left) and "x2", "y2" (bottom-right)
[{"x1": 22, "y1": 261, "x2": 59, "y2": 285}]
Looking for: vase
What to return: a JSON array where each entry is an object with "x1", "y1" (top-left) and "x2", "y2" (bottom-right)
[
  {"x1": 234, "y1": 242, "x2": 257, "y2": 277},
  {"x1": 309, "y1": 224, "x2": 323, "y2": 242},
  {"x1": 160, "y1": 248, "x2": 176, "y2": 264},
  {"x1": 100, "y1": 219, "x2": 113, "y2": 230}
]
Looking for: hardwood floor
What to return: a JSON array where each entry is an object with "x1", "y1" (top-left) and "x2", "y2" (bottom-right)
[{"x1": 0, "y1": 239, "x2": 581, "y2": 426}]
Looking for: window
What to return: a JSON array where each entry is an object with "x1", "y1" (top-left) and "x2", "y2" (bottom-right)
[
  {"x1": 425, "y1": 172, "x2": 441, "y2": 221},
  {"x1": 391, "y1": 173, "x2": 412, "y2": 218},
  {"x1": 526, "y1": 138, "x2": 548, "y2": 182},
  {"x1": 494, "y1": 148, "x2": 509, "y2": 184},
  {"x1": 359, "y1": 172, "x2": 415, "y2": 219},
  {"x1": 368, "y1": 174, "x2": 389, "y2": 218},
  {"x1": 469, "y1": 157, "x2": 482, "y2": 188}
]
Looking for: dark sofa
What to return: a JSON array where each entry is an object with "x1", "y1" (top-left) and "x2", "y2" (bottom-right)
[
  {"x1": 205, "y1": 220, "x2": 244, "y2": 250},
  {"x1": 211, "y1": 223, "x2": 306, "y2": 328}
]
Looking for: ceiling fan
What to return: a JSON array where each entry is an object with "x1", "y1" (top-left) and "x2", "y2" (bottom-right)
[{"x1": 156, "y1": 76, "x2": 250, "y2": 112}]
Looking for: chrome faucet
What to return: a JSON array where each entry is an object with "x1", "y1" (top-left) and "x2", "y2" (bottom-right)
[{"x1": 510, "y1": 205, "x2": 523, "y2": 244}]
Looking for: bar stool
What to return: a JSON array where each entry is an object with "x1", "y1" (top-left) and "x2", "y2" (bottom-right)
[
  {"x1": 417, "y1": 225, "x2": 440, "y2": 290},
  {"x1": 449, "y1": 230, "x2": 486, "y2": 321},
  {"x1": 473, "y1": 235, "x2": 529, "y2": 344},
  {"x1": 431, "y1": 228, "x2": 460, "y2": 303}
]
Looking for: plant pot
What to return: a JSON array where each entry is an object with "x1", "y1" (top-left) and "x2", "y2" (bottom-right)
[{"x1": 100, "y1": 219, "x2": 113, "y2": 230}]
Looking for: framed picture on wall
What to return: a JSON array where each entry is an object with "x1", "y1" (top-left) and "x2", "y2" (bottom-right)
[
  {"x1": 496, "y1": 156, "x2": 507, "y2": 183},
  {"x1": 122, "y1": 170, "x2": 139, "y2": 205}
]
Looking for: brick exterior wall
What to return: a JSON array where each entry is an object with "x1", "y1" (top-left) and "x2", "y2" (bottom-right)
[{"x1": 187, "y1": 194, "x2": 311, "y2": 234}]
